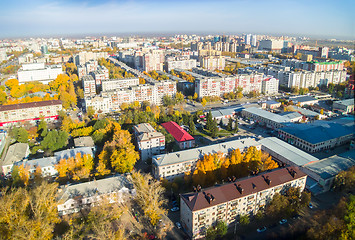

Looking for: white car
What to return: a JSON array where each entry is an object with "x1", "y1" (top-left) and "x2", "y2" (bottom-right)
[
  {"x1": 257, "y1": 226, "x2": 267, "y2": 233},
  {"x1": 171, "y1": 207, "x2": 179, "y2": 212},
  {"x1": 279, "y1": 219, "x2": 287, "y2": 225}
]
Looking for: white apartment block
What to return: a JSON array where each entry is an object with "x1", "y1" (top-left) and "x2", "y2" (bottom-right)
[
  {"x1": 82, "y1": 75, "x2": 96, "y2": 96},
  {"x1": 77, "y1": 60, "x2": 99, "y2": 79},
  {"x1": 180, "y1": 167, "x2": 307, "y2": 239},
  {"x1": 101, "y1": 78, "x2": 139, "y2": 92},
  {"x1": 74, "y1": 51, "x2": 108, "y2": 66},
  {"x1": 83, "y1": 95, "x2": 113, "y2": 113},
  {"x1": 143, "y1": 50, "x2": 165, "y2": 72},
  {"x1": 17, "y1": 62, "x2": 63, "y2": 84},
  {"x1": 152, "y1": 138, "x2": 260, "y2": 180},
  {"x1": 57, "y1": 175, "x2": 134, "y2": 216},
  {"x1": 236, "y1": 73, "x2": 263, "y2": 94},
  {"x1": 133, "y1": 123, "x2": 165, "y2": 161},
  {"x1": 261, "y1": 77, "x2": 279, "y2": 95},
  {"x1": 0, "y1": 100, "x2": 62, "y2": 126},
  {"x1": 89, "y1": 66, "x2": 109, "y2": 85},
  {"x1": 166, "y1": 58, "x2": 197, "y2": 72},
  {"x1": 16, "y1": 157, "x2": 58, "y2": 179},
  {"x1": 200, "y1": 56, "x2": 226, "y2": 70}
]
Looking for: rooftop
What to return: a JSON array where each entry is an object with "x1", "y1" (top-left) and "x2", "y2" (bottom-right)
[
  {"x1": 3, "y1": 143, "x2": 29, "y2": 166},
  {"x1": 334, "y1": 98, "x2": 354, "y2": 107},
  {"x1": 259, "y1": 137, "x2": 319, "y2": 166},
  {"x1": 57, "y1": 175, "x2": 132, "y2": 203},
  {"x1": 18, "y1": 156, "x2": 58, "y2": 169},
  {"x1": 153, "y1": 137, "x2": 259, "y2": 167},
  {"x1": 74, "y1": 136, "x2": 95, "y2": 148},
  {"x1": 280, "y1": 120, "x2": 354, "y2": 144},
  {"x1": 242, "y1": 107, "x2": 289, "y2": 123},
  {"x1": 0, "y1": 100, "x2": 62, "y2": 112},
  {"x1": 134, "y1": 123, "x2": 164, "y2": 141},
  {"x1": 304, "y1": 149, "x2": 355, "y2": 180},
  {"x1": 181, "y1": 167, "x2": 306, "y2": 212},
  {"x1": 54, "y1": 147, "x2": 93, "y2": 160},
  {"x1": 161, "y1": 121, "x2": 194, "y2": 142},
  {"x1": 289, "y1": 96, "x2": 318, "y2": 104}
]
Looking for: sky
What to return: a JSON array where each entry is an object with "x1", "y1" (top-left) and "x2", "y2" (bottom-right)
[{"x1": 0, "y1": 0, "x2": 354, "y2": 39}]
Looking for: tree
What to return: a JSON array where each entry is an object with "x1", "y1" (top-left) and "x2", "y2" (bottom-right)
[
  {"x1": 5, "y1": 78, "x2": 19, "y2": 89},
  {"x1": 215, "y1": 221, "x2": 228, "y2": 237},
  {"x1": 130, "y1": 171, "x2": 167, "y2": 226},
  {"x1": 162, "y1": 95, "x2": 174, "y2": 107},
  {"x1": 175, "y1": 91, "x2": 185, "y2": 104},
  {"x1": 234, "y1": 118, "x2": 239, "y2": 133},
  {"x1": 239, "y1": 214, "x2": 250, "y2": 225},
  {"x1": 227, "y1": 118, "x2": 233, "y2": 131},
  {"x1": 37, "y1": 119, "x2": 48, "y2": 137},
  {"x1": 0, "y1": 182, "x2": 60, "y2": 240},
  {"x1": 193, "y1": 92, "x2": 198, "y2": 100},
  {"x1": 41, "y1": 130, "x2": 68, "y2": 152},
  {"x1": 320, "y1": 109, "x2": 324, "y2": 115},
  {"x1": 188, "y1": 116, "x2": 196, "y2": 135},
  {"x1": 201, "y1": 97, "x2": 207, "y2": 107},
  {"x1": 11, "y1": 127, "x2": 29, "y2": 143}
]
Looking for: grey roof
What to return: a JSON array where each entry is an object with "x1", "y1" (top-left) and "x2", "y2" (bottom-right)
[
  {"x1": 134, "y1": 123, "x2": 156, "y2": 134},
  {"x1": 153, "y1": 138, "x2": 260, "y2": 167},
  {"x1": 289, "y1": 96, "x2": 318, "y2": 103},
  {"x1": 3, "y1": 143, "x2": 29, "y2": 166},
  {"x1": 17, "y1": 157, "x2": 58, "y2": 169},
  {"x1": 279, "y1": 111, "x2": 302, "y2": 121},
  {"x1": 134, "y1": 123, "x2": 164, "y2": 141},
  {"x1": 74, "y1": 137, "x2": 95, "y2": 148},
  {"x1": 265, "y1": 100, "x2": 280, "y2": 105},
  {"x1": 334, "y1": 98, "x2": 354, "y2": 107},
  {"x1": 280, "y1": 121, "x2": 354, "y2": 145},
  {"x1": 259, "y1": 137, "x2": 319, "y2": 166},
  {"x1": 54, "y1": 147, "x2": 93, "y2": 160},
  {"x1": 304, "y1": 150, "x2": 355, "y2": 180},
  {"x1": 58, "y1": 175, "x2": 132, "y2": 203},
  {"x1": 210, "y1": 110, "x2": 224, "y2": 118},
  {"x1": 242, "y1": 107, "x2": 289, "y2": 123},
  {"x1": 292, "y1": 106, "x2": 319, "y2": 117}
]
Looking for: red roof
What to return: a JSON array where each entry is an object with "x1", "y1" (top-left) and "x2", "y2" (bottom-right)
[{"x1": 161, "y1": 121, "x2": 194, "y2": 142}]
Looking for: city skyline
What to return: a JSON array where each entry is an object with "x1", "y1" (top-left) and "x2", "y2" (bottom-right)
[{"x1": 0, "y1": 0, "x2": 354, "y2": 39}]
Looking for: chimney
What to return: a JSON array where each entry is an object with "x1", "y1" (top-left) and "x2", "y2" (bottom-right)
[
  {"x1": 176, "y1": 153, "x2": 180, "y2": 158},
  {"x1": 236, "y1": 184, "x2": 243, "y2": 194},
  {"x1": 252, "y1": 183, "x2": 256, "y2": 189},
  {"x1": 263, "y1": 176, "x2": 271, "y2": 185}
]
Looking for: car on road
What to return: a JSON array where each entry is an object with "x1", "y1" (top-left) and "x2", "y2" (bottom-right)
[
  {"x1": 257, "y1": 227, "x2": 267, "y2": 233},
  {"x1": 279, "y1": 219, "x2": 287, "y2": 225},
  {"x1": 175, "y1": 222, "x2": 182, "y2": 229},
  {"x1": 309, "y1": 203, "x2": 313, "y2": 209},
  {"x1": 171, "y1": 207, "x2": 179, "y2": 212}
]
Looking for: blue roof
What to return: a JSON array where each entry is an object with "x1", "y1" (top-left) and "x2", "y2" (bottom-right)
[
  {"x1": 280, "y1": 121, "x2": 354, "y2": 144},
  {"x1": 289, "y1": 96, "x2": 318, "y2": 103}
]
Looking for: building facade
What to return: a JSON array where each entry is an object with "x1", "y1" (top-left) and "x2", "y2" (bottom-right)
[
  {"x1": 0, "y1": 100, "x2": 62, "y2": 126},
  {"x1": 133, "y1": 123, "x2": 165, "y2": 161},
  {"x1": 180, "y1": 167, "x2": 307, "y2": 239},
  {"x1": 17, "y1": 62, "x2": 63, "y2": 84}
]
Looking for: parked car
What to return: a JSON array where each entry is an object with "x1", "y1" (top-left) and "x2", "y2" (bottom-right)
[
  {"x1": 279, "y1": 219, "x2": 287, "y2": 225},
  {"x1": 175, "y1": 222, "x2": 182, "y2": 229},
  {"x1": 171, "y1": 207, "x2": 179, "y2": 212},
  {"x1": 257, "y1": 227, "x2": 267, "y2": 233},
  {"x1": 309, "y1": 203, "x2": 313, "y2": 209}
]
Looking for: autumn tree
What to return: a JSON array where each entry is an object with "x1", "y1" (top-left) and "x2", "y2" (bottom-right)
[
  {"x1": 201, "y1": 97, "x2": 207, "y2": 107},
  {"x1": 55, "y1": 153, "x2": 94, "y2": 181},
  {"x1": 0, "y1": 182, "x2": 60, "y2": 240},
  {"x1": 130, "y1": 171, "x2": 167, "y2": 226}
]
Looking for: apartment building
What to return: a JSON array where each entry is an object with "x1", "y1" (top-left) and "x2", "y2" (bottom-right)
[
  {"x1": 73, "y1": 51, "x2": 108, "y2": 66},
  {"x1": 261, "y1": 77, "x2": 279, "y2": 95},
  {"x1": 200, "y1": 56, "x2": 226, "y2": 70},
  {"x1": 180, "y1": 167, "x2": 307, "y2": 239},
  {"x1": 165, "y1": 56, "x2": 197, "y2": 71},
  {"x1": 82, "y1": 75, "x2": 96, "y2": 96},
  {"x1": 17, "y1": 62, "x2": 63, "y2": 84},
  {"x1": 89, "y1": 65, "x2": 109, "y2": 85},
  {"x1": 235, "y1": 73, "x2": 263, "y2": 94},
  {"x1": 77, "y1": 60, "x2": 98, "y2": 78},
  {"x1": 101, "y1": 78, "x2": 139, "y2": 92},
  {"x1": 152, "y1": 138, "x2": 260, "y2": 180},
  {"x1": 83, "y1": 95, "x2": 113, "y2": 113},
  {"x1": 0, "y1": 100, "x2": 62, "y2": 126},
  {"x1": 143, "y1": 49, "x2": 165, "y2": 72},
  {"x1": 258, "y1": 39, "x2": 284, "y2": 52},
  {"x1": 133, "y1": 123, "x2": 165, "y2": 161},
  {"x1": 57, "y1": 175, "x2": 134, "y2": 216}
]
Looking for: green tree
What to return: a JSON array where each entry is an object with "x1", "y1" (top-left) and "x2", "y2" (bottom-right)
[
  {"x1": 37, "y1": 119, "x2": 48, "y2": 137},
  {"x1": 227, "y1": 118, "x2": 233, "y2": 131},
  {"x1": 41, "y1": 130, "x2": 68, "y2": 152},
  {"x1": 188, "y1": 116, "x2": 196, "y2": 135},
  {"x1": 11, "y1": 127, "x2": 29, "y2": 143},
  {"x1": 234, "y1": 118, "x2": 239, "y2": 133},
  {"x1": 162, "y1": 95, "x2": 174, "y2": 107},
  {"x1": 87, "y1": 106, "x2": 95, "y2": 118},
  {"x1": 215, "y1": 221, "x2": 228, "y2": 237},
  {"x1": 239, "y1": 214, "x2": 250, "y2": 225}
]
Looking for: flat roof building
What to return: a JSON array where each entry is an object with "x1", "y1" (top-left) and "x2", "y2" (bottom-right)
[
  {"x1": 2, "y1": 143, "x2": 30, "y2": 175},
  {"x1": 333, "y1": 98, "x2": 354, "y2": 114}
]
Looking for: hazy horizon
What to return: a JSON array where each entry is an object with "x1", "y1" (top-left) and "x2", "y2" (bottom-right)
[{"x1": 0, "y1": 0, "x2": 354, "y2": 40}]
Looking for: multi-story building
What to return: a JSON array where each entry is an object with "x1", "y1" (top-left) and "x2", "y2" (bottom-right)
[
  {"x1": 143, "y1": 49, "x2": 165, "y2": 72},
  {"x1": 241, "y1": 107, "x2": 293, "y2": 129},
  {"x1": 258, "y1": 40, "x2": 284, "y2": 52},
  {"x1": 161, "y1": 121, "x2": 195, "y2": 150},
  {"x1": 261, "y1": 77, "x2": 278, "y2": 95},
  {"x1": 77, "y1": 60, "x2": 99, "y2": 79},
  {"x1": 0, "y1": 100, "x2": 62, "y2": 126},
  {"x1": 101, "y1": 78, "x2": 139, "y2": 92},
  {"x1": 200, "y1": 56, "x2": 225, "y2": 70},
  {"x1": 152, "y1": 138, "x2": 260, "y2": 180},
  {"x1": 180, "y1": 167, "x2": 307, "y2": 239},
  {"x1": 57, "y1": 175, "x2": 134, "y2": 216},
  {"x1": 133, "y1": 123, "x2": 165, "y2": 161},
  {"x1": 89, "y1": 66, "x2": 109, "y2": 85},
  {"x1": 73, "y1": 51, "x2": 108, "y2": 66},
  {"x1": 17, "y1": 62, "x2": 63, "y2": 84},
  {"x1": 82, "y1": 75, "x2": 96, "y2": 96},
  {"x1": 165, "y1": 56, "x2": 197, "y2": 72},
  {"x1": 83, "y1": 95, "x2": 113, "y2": 113}
]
